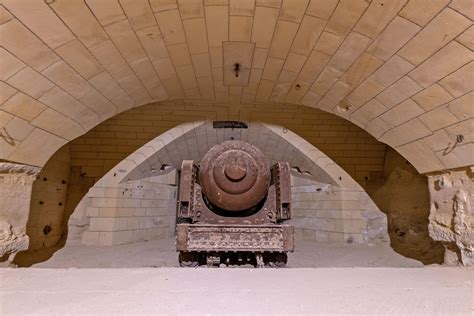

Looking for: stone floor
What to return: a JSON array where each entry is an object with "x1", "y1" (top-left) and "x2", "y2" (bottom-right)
[
  {"x1": 17, "y1": 238, "x2": 424, "y2": 268},
  {"x1": 1, "y1": 267, "x2": 472, "y2": 315}
]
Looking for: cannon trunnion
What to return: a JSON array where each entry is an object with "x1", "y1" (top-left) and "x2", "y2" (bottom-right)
[{"x1": 176, "y1": 141, "x2": 294, "y2": 268}]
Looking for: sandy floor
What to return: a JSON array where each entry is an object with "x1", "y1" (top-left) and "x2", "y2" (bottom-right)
[
  {"x1": 22, "y1": 238, "x2": 424, "y2": 268},
  {"x1": 2, "y1": 267, "x2": 472, "y2": 314}
]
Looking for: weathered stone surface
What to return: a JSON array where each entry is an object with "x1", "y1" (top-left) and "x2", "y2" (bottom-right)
[
  {"x1": 369, "y1": 148, "x2": 444, "y2": 264},
  {"x1": 428, "y1": 167, "x2": 473, "y2": 266},
  {"x1": 0, "y1": 162, "x2": 40, "y2": 266}
]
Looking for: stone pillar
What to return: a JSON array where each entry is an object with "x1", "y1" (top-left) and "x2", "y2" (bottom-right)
[
  {"x1": 428, "y1": 167, "x2": 473, "y2": 266},
  {"x1": 0, "y1": 162, "x2": 40, "y2": 266}
]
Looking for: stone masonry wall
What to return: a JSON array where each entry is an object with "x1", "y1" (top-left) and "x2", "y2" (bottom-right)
[
  {"x1": 81, "y1": 172, "x2": 176, "y2": 246},
  {"x1": 291, "y1": 175, "x2": 387, "y2": 244}
]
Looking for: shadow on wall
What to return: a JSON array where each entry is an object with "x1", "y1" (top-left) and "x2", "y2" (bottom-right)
[
  {"x1": 367, "y1": 148, "x2": 445, "y2": 265},
  {"x1": 14, "y1": 146, "x2": 98, "y2": 267}
]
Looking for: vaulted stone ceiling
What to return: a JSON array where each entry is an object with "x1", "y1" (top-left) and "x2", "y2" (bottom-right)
[{"x1": 0, "y1": 0, "x2": 472, "y2": 173}]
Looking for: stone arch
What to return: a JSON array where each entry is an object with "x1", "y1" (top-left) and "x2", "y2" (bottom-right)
[{"x1": 66, "y1": 121, "x2": 387, "y2": 247}]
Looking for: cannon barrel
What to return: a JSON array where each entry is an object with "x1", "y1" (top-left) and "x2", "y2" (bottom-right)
[{"x1": 199, "y1": 140, "x2": 270, "y2": 211}]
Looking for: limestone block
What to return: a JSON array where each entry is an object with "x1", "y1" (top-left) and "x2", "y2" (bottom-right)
[
  {"x1": 408, "y1": 41, "x2": 473, "y2": 88},
  {"x1": 345, "y1": 78, "x2": 385, "y2": 107},
  {"x1": 8, "y1": 129, "x2": 67, "y2": 167},
  {"x1": 456, "y1": 26, "x2": 474, "y2": 50},
  {"x1": 269, "y1": 20, "x2": 298, "y2": 59},
  {"x1": 205, "y1": 6, "x2": 228, "y2": 47},
  {"x1": 80, "y1": 89, "x2": 118, "y2": 120},
  {"x1": 55, "y1": 40, "x2": 103, "y2": 80},
  {"x1": 86, "y1": 0, "x2": 126, "y2": 26},
  {"x1": 90, "y1": 40, "x2": 134, "y2": 80},
  {"x1": 251, "y1": 6, "x2": 278, "y2": 48},
  {"x1": 81, "y1": 231, "x2": 99, "y2": 245},
  {"x1": 444, "y1": 118, "x2": 474, "y2": 145},
  {"x1": 0, "y1": 47, "x2": 25, "y2": 81},
  {"x1": 150, "y1": 0, "x2": 178, "y2": 12},
  {"x1": 310, "y1": 67, "x2": 342, "y2": 96},
  {"x1": 448, "y1": 93, "x2": 473, "y2": 121},
  {"x1": 262, "y1": 58, "x2": 284, "y2": 81},
  {"x1": 0, "y1": 82, "x2": 16, "y2": 105},
  {"x1": 399, "y1": 8, "x2": 471, "y2": 65},
  {"x1": 183, "y1": 19, "x2": 208, "y2": 54},
  {"x1": 439, "y1": 61, "x2": 474, "y2": 98},
  {"x1": 279, "y1": 0, "x2": 308, "y2": 23},
  {"x1": 99, "y1": 230, "x2": 133, "y2": 245},
  {"x1": 354, "y1": 0, "x2": 407, "y2": 39},
  {"x1": 424, "y1": 129, "x2": 454, "y2": 152},
  {"x1": 7, "y1": 67, "x2": 55, "y2": 99},
  {"x1": 328, "y1": 232, "x2": 345, "y2": 243},
  {"x1": 411, "y1": 83, "x2": 453, "y2": 111},
  {"x1": 107, "y1": 20, "x2": 149, "y2": 63},
  {"x1": 176, "y1": 64, "x2": 198, "y2": 90},
  {"x1": 88, "y1": 72, "x2": 134, "y2": 110},
  {"x1": 342, "y1": 55, "x2": 380, "y2": 90},
  {"x1": 229, "y1": 16, "x2": 253, "y2": 42},
  {"x1": 120, "y1": 0, "x2": 156, "y2": 30},
  {"x1": 89, "y1": 217, "x2": 115, "y2": 232},
  {"x1": 131, "y1": 59, "x2": 167, "y2": 99},
  {"x1": 256, "y1": 0, "x2": 281, "y2": 8},
  {"x1": 117, "y1": 75, "x2": 152, "y2": 105},
  {"x1": 399, "y1": 0, "x2": 449, "y2": 26},
  {"x1": 306, "y1": 0, "x2": 338, "y2": 20},
  {"x1": 3, "y1": 116, "x2": 33, "y2": 141},
  {"x1": 350, "y1": 99, "x2": 388, "y2": 128},
  {"x1": 3, "y1": 0, "x2": 74, "y2": 49},
  {"x1": 435, "y1": 143, "x2": 474, "y2": 170},
  {"x1": 427, "y1": 168, "x2": 474, "y2": 265},
  {"x1": 379, "y1": 99, "x2": 424, "y2": 128},
  {"x1": 49, "y1": 0, "x2": 108, "y2": 48},
  {"x1": 178, "y1": 0, "x2": 204, "y2": 20},
  {"x1": 329, "y1": 32, "x2": 372, "y2": 72},
  {"x1": 449, "y1": 0, "x2": 474, "y2": 20},
  {"x1": 0, "y1": 5, "x2": 13, "y2": 24},
  {"x1": 39, "y1": 87, "x2": 100, "y2": 130},
  {"x1": 419, "y1": 105, "x2": 459, "y2": 132},
  {"x1": 369, "y1": 17, "x2": 420, "y2": 61},
  {"x1": 0, "y1": 20, "x2": 59, "y2": 72},
  {"x1": 292, "y1": 16, "x2": 326, "y2": 57},
  {"x1": 1, "y1": 92, "x2": 46, "y2": 121},
  {"x1": 379, "y1": 118, "x2": 431, "y2": 147},
  {"x1": 168, "y1": 43, "x2": 192, "y2": 67},
  {"x1": 396, "y1": 140, "x2": 445, "y2": 173},
  {"x1": 314, "y1": 31, "x2": 343, "y2": 55},
  {"x1": 136, "y1": 26, "x2": 168, "y2": 62},
  {"x1": 42, "y1": 61, "x2": 94, "y2": 99},
  {"x1": 375, "y1": 76, "x2": 422, "y2": 109},
  {"x1": 230, "y1": 0, "x2": 254, "y2": 16},
  {"x1": 325, "y1": 0, "x2": 368, "y2": 36}
]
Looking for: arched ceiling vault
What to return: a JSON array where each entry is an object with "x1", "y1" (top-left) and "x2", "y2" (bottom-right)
[{"x1": 0, "y1": 0, "x2": 472, "y2": 173}]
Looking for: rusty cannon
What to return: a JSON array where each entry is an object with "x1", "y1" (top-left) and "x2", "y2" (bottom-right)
[{"x1": 176, "y1": 140, "x2": 294, "y2": 268}]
